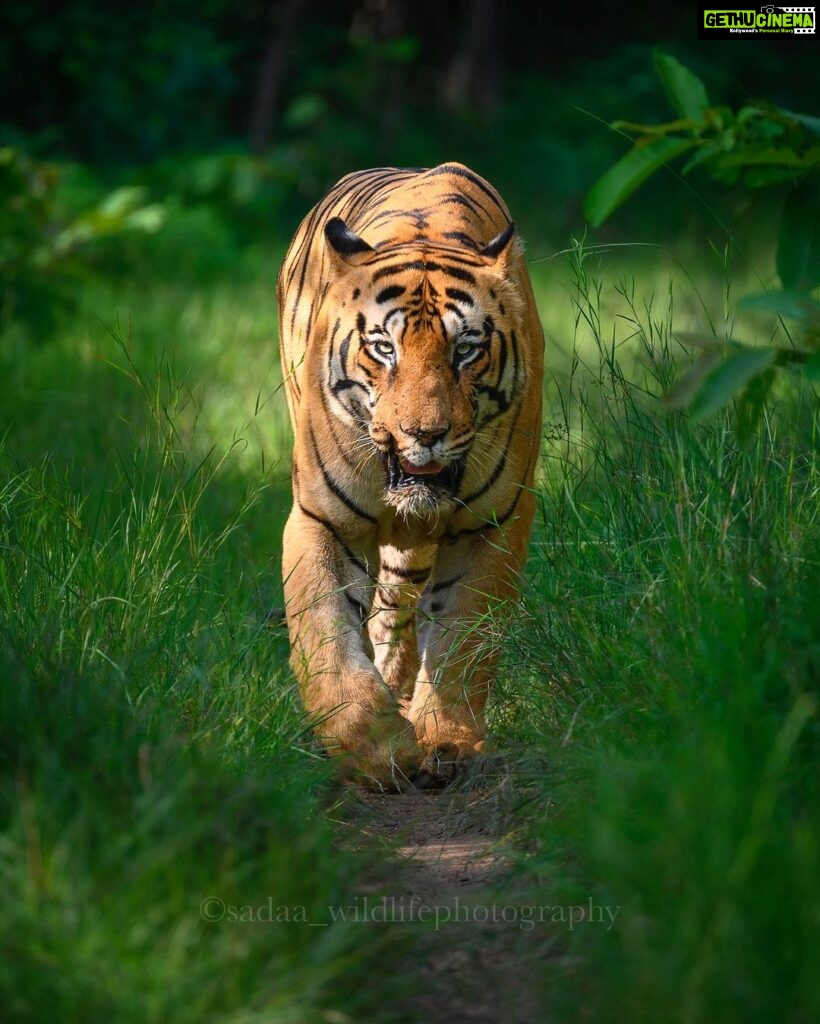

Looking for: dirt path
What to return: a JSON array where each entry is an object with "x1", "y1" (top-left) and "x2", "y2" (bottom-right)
[{"x1": 338, "y1": 775, "x2": 556, "y2": 1023}]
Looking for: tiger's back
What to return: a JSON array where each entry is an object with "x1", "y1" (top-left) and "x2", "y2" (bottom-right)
[{"x1": 277, "y1": 163, "x2": 543, "y2": 789}]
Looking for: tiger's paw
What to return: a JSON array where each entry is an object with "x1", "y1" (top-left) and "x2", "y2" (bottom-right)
[
  {"x1": 413, "y1": 740, "x2": 486, "y2": 789},
  {"x1": 337, "y1": 714, "x2": 421, "y2": 792}
]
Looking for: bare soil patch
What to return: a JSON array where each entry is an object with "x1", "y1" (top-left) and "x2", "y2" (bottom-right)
[{"x1": 337, "y1": 775, "x2": 559, "y2": 1023}]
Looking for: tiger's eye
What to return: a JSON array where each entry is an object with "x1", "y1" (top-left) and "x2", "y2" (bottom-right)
[
  {"x1": 374, "y1": 340, "x2": 394, "y2": 357},
  {"x1": 455, "y1": 341, "x2": 476, "y2": 357}
]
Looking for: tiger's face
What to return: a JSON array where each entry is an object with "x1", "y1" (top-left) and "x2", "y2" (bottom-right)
[{"x1": 321, "y1": 230, "x2": 524, "y2": 518}]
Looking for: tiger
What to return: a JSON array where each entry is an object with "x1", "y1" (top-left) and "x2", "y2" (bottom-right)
[{"x1": 277, "y1": 162, "x2": 544, "y2": 789}]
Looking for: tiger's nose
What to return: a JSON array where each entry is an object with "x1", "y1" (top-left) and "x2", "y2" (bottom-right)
[{"x1": 400, "y1": 422, "x2": 450, "y2": 446}]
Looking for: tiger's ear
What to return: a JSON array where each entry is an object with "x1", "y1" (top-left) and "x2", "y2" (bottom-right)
[
  {"x1": 325, "y1": 217, "x2": 374, "y2": 264},
  {"x1": 480, "y1": 221, "x2": 517, "y2": 268}
]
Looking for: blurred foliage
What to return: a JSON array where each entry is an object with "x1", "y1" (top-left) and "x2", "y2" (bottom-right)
[
  {"x1": 0, "y1": 0, "x2": 240, "y2": 164},
  {"x1": 585, "y1": 51, "x2": 820, "y2": 286},
  {"x1": 1, "y1": 2, "x2": 814, "y2": 176},
  {"x1": 1, "y1": 4, "x2": 817, "y2": 344},
  {"x1": 1, "y1": 148, "x2": 164, "y2": 332},
  {"x1": 585, "y1": 51, "x2": 820, "y2": 434}
]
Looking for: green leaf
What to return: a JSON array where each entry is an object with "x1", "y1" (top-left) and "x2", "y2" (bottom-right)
[
  {"x1": 584, "y1": 137, "x2": 694, "y2": 227},
  {"x1": 682, "y1": 139, "x2": 727, "y2": 175},
  {"x1": 124, "y1": 205, "x2": 165, "y2": 233},
  {"x1": 673, "y1": 332, "x2": 745, "y2": 353},
  {"x1": 97, "y1": 186, "x2": 148, "y2": 217},
  {"x1": 736, "y1": 105, "x2": 767, "y2": 126},
  {"x1": 663, "y1": 352, "x2": 722, "y2": 409},
  {"x1": 717, "y1": 147, "x2": 815, "y2": 169},
  {"x1": 736, "y1": 108, "x2": 787, "y2": 141},
  {"x1": 689, "y1": 347, "x2": 778, "y2": 421},
  {"x1": 739, "y1": 290, "x2": 820, "y2": 329},
  {"x1": 611, "y1": 117, "x2": 701, "y2": 137},
  {"x1": 777, "y1": 179, "x2": 820, "y2": 290},
  {"x1": 703, "y1": 106, "x2": 734, "y2": 131},
  {"x1": 654, "y1": 52, "x2": 710, "y2": 123}
]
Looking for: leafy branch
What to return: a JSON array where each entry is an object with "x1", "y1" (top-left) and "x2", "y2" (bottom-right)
[{"x1": 584, "y1": 51, "x2": 819, "y2": 430}]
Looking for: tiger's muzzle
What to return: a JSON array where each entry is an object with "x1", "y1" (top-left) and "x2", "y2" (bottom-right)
[
  {"x1": 380, "y1": 445, "x2": 464, "y2": 518},
  {"x1": 385, "y1": 449, "x2": 461, "y2": 493}
]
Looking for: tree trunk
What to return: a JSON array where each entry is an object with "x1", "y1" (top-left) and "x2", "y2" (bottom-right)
[
  {"x1": 248, "y1": 0, "x2": 307, "y2": 155},
  {"x1": 441, "y1": 0, "x2": 501, "y2": 112}
]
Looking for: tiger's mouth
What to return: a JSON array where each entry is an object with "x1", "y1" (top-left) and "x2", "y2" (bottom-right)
[{"x1": 383, "y1": 451, "x2": 462, "y2": 512}]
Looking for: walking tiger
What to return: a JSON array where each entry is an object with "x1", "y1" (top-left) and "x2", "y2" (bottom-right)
[{"x1": 277, "y1": 162, "x2": 544, "y2": 788}]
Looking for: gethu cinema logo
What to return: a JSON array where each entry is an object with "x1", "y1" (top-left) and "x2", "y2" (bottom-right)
[{"x1": 704, "y1": 7, "x2": 815, "y2": 29}]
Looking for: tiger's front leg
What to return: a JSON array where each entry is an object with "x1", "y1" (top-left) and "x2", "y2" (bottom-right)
[
  {"x1": 282, "y1": 506, "x2": 419, "y2": 789},
  {"x1": 408, "y1": 493, "x2": 536, "y2": 778},
  {"x1": 367, "y1": 541, "x2": 439, "y2": 701}
]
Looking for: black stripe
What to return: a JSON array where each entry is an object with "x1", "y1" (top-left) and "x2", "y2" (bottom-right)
[
  {"x1": 495, "y1": 329, "x2": 507, "y2": 389},
  {"x1": 381, "y1": 563, "x2": 432, "y2": 583},
  {"x1": 445, "y1": 287, "x2": 475, "y2": 306},
  {"x1": 438, "y1": 264, "x2": 478, "y2": 283},
  {"x1": 309, "y1": 422, "x2": 377, "y2": 523},
  {"x1": 441, "y1": 231, "x2": 480, "y2": 250},
  {"x1": 284, "y1": 200, "x2": 321, "y2": 292},
  {"x1": 349, "y1": 244, "x2": 485, "y2": 268},
  {"x1": 371, "y1": 259, "x2": 427, "y2": 281},
  {"x1": 349, "y1": 169, "x2": 417, "y2": 215},
  {"x1": 342, "y1": 170, "x2": 401, "y2": 218},
  {"x1": 373, "y1": 260, "x2": 476, "y2": 284},
  {"x1": 327, "y1": 318, "x2": 342, "y2": 376},
  {"x1": 444, "y1": 483, "x2": 525, "y2": 544},
  {"x1": 477, "y1": 384, "x2": 510, "y2": 416},
  {"x1": 428, "y1": 164, "x2": 508, "y2": 215},
  {"x1": 358, "y1": 207, "x2": 405, "y2": 230},
  {"x1": 339, "y1": 333, "x2": 351, "y2": 375},
  {"x1": 430, "y1": 575, "x2": 463, "y2": 593},
  {"x1": 460, "y1": 450, "x2": 507, "y2": 505},
  {"x1": 459, "y1": 404, "x2": 522, "y2": 505},
  {"x1": 297, "y1": 502, "x2": 372, "y2": 578},
  {"x1": 376, "y1": 284, "x2": 405, "y2": 304},
  {"x1": 345, "y1": 592, "x2": 369, "y2": 620},
  {"x1": 331, "y1": 378, "x2": 370, "y2": 397},
  {"x1": 441, "y1": 192, "x2": 481, "y2": 216},
  {"x1": 318, "y1": 376, "x2": 366, "y2": 473}
]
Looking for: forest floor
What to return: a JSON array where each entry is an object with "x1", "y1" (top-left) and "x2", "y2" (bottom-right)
[{"x1": 338, "y1": 773, "x2": 562, "y2": 1023}]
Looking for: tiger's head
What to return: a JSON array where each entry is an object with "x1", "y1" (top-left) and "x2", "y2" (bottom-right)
[{"x1": 320, "y1": 217, "x2": 526, "y2": 518}]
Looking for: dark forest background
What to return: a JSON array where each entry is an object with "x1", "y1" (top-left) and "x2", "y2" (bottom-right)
[{"x1": 3, "y1": 0, "x2": 816, "y2": 248}]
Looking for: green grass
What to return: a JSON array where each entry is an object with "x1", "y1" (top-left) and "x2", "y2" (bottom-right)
[
  {"x1": 0, "y1": 289, "x2": 406, "y2": 1022},
  {"x1": 496, "y1": 245, "x2": 820, "y2": 1023},
  {"x1": 1, "y1": 222, "x2": 817, "y2": 1022}
]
